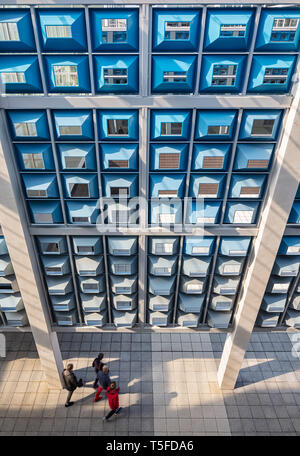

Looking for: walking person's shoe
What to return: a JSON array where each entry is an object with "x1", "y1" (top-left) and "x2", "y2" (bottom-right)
[
  {"x1": 65, "y1": 402, "x2": 74, "y2": 408},
  {"x1": 103, "y1": 416, "x2": 108, "y2": 421},
  {"x1": 114, "y1": 407, "x2": 122, "y2": 415},
  {"x1": 94, "y1": 396, "x2": 102, "y2": 402}
]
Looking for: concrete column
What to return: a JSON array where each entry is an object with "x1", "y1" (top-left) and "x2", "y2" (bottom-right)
[
  {"x1": 138, "y1": 106, "x2": 148, "y2": 326},
  {"x1": 0, "y1": 111, "x2": 64, "y2": 389},
  {"x1": 218, "y1": 76, "x2": 300, "y2": 390},
  {"x1": 138, "y1": 235, "x2": 146, "y2": 326}
]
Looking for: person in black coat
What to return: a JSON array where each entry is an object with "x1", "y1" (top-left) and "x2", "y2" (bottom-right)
[
  {"x1": 92, "y1": 353, "x2": 104, "y2": 389},
  {"x1": 62, "y1": 363, "x2": 82, "y2": 407}
]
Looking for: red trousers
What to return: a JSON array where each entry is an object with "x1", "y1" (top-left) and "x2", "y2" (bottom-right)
[{"x1": 94, "y1": 386, "x2": 103, "y2": 401}]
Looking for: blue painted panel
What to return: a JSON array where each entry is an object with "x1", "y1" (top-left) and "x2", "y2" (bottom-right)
[
  {"x1": 219, "y1": 237, "x2": 251, "y2": 256},
  {"x1": 216, "y1": 256, "x2": 245, "y2": 276},
  {"x1": 204, "y1": 8, "x2": 255, "y2": 51},
  {"x1": 247, "y1": 55, "x2": 296, "y2": 93},
  {"x1": 257, "y1": 310, "x2": 280, "y2": 327},
  {"x1": 288, "y1": 202, "x2": 300, "y2": 224},
  {"x1": 62, "y1": 174, "x2": 99, "y2": 199},
  {"x1": 279, "y1": 237, "x2": 300, "y2": 255},
  {"x1": 52, "y1": 110, "x2": 94, "y2": 140},
  {"x1": 104, "y1": 201, "x2": 138, "y2": 225},
  {"x1": 212, "y1": 275, "x2": 240, "y2": 295},
  {"x1": 150, "y1": 144, "x2": 188, "y2": 171},
  {"x1": 0, "y1": 9, "x2": 35, "y2": 52},
  {"x1": 0, "y1": 56, "x2": 42, "y2": 93},
  {"x1": 29, "y1": 201, "x2": 63, "y2": 224},
  {"x1": 100, "y1": 143, "x2": 138, "y2": 171},
  {"x1": 152, "y1": 8, "x2": 201, "y2": 51},
  {"x1": 42, "y1": 255, "x2": 70, "y2": 276},
  {"x1": 266, "y1": 276, "x2": 292, "y2": 294},
  {"x1": 22, "y1": 174, "x2": 59, "y2": 198},
  {"x1": 183, "y1": 237, "x2": 215, "y2": 256},
  {"x1": 15, "y1": 144, "x2": 54, "y2": 171},
  {"x1": 50, "y1": 295, "x2": 76, "y2": 312},
  {"x1": 102, "y1": 174, "x2": 138, "y2": 198},
  {"x1": 189, "y1": 174, "x2": 226, "y2": 198},
  {"x1": 180, "y1": 276, "x2": 207, "y2": 294},
  {"x1": 239, "y1": 109, "x2": 283, "y2": 140},
  {"x1": 228, "y1": 174, "x2": 267, "y2": 199},
  {"x1": 72, "y1": 236, "x2": 103, "y2": 255},
  {"x1": 148, "y1": 237, "x2": 179, "y2": 255},
  {"x1": 273, "y1": 256, "x2": 300, "y2": 276},
  {"x1": 150, "y1": 200, "x2": 182, "y2": 225},
  {"x1": 37, "y1": 236, "x2": 67, "y2": 255},
  {"x1": 152, "y1": 55, "x2": 197, "y2": 93},
  {"x1": 94, "y1": 55, "x2": 138, "y2": 94},
  {"x1": 207, "y1": 309, "x2": 232, "y2": 328},
  {"x1": 178, "y1": 294, "x2": 205, "y2": 314},
  {"x1": 107, "y1": 236, "x2": 137, "y2": 256},
  {"x1": 148, "y1": 276, "x2": 176, "y2": 295},
  {"x1": 194, "y1": 110, "x2": 237, "y2": 140},
  {"x1": 186, "y1": 201, "x2": 221, "y2": 224},
  {"x1": 149, "y1": 174, "x2": 186, "y2": 198},
  {"x1": 234, "y1": 143, "x2": 274, "y2": 170},
  {"x1": 44, "y1": 55, "x2": 90, "y2": 93},
  {"x1": 90, "y1": 8, "x2": 139, "y2": 52},
  {"x1": 199, "y1": 55, "x2": 246, "y2": 93},
  {"x1": 192, "y1": 144, "x2": 230, "y2": 171},
  {"x1": 150, "y1": 110, "x2": 192, "y2": 141},
  {"x1": 7, "y1": 110, "x2": 50, "y2": 141},
  {"x1": 0, "y1": 237, "x2": 8, "y2": 255},
  {"x1": 66, "y1": 201, "x2": 100, "y2": 224},
  {"x1": 149, "y1": 294, "x2": 173, "y2": 312},
  {"x1": 181, "y1": 256, "x2": 211, "y2": 278},
  {"x1": 37, "y1": 8, "x2": 87, "y2": 51},
  {"x1": 224, "y1": 201, "x2": 260, "y2": 224},
  {"x1": 109, "y1": 256, "x2": 137, "y2": 276},
  {"x1": 98, "y1": 109, "x2": 138, "y2": 141},
  {"x1": 255, "y1": 8, "x2": 300, "y2": 51},
  {"x1": 57, "y1": 144, "x2": 96, "y2": 171},
  {"x1": 261, "y1": 294, "x2": 286, "y2": 312}
]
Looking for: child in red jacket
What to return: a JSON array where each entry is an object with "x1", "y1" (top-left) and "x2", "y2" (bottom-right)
[{"x1": 103, "y1": 382, "x2": 122, "y2": 421}]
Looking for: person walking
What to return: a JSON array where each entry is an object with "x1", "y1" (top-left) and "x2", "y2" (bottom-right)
[
  {"x1": 92, "y1": 353, "x2": 104, "y2": 389},
  {"x1": 94, "y1": 365, "x2": 111, "y2": 402},
  {"x1": 103, "y1": 382, "x2": 122, "y2": 421},
  {"x1": 62, "y1": 363, "x2": 83, "y2": 408}
]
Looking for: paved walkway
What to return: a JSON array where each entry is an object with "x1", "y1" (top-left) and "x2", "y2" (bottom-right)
[{"x1": 0, "y1": 331, "x2": 300, "y2": 435}]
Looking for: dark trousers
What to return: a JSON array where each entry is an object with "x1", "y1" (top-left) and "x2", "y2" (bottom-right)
[
  {"x1": 105, "y1": 408, "x2": 117, "y2": 420},
  {"x1": 66, "y1": 390, "x2": 74, "y2": 405},
  {"x1": 93, "y1": 376, "x2": 98, "y2": 388}
]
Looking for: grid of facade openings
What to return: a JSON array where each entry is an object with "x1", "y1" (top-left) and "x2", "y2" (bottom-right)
[
  {"x1": 0, "y1": 235, "x2": 29, "y2": 327},
  {"x1": 256, "y1": 187, "x2": 300, "y2": 329},
  {"x1": 37, "y1": 234, "x2": 251, "y2": 328},
  {"x1": 7, "y1": 108, "x2": 281, "y2": 228},
  {"x1": 37, "y1": 235, "x2": 138, "y2": 328},
  {"x1": 1, "y1": 5, "x2": 300, "y2": 328},
  {"x1": 149, "y1": 109, "x2": 279, "y2": 226},
  {"x1": 0, "y1": 7, "x2": 299, "y2": 95},
  {"x1": 147, "y1": 236, "x2": 251, "y2": 329},
  {"x1": 9, "y1": 109, "x2": 139, "y2": 226}
]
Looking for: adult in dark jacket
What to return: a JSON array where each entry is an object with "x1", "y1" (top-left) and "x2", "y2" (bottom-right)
[
  {"x1": 62, "y1": 364, "x2": 80, "y2": 407},
  {"x1": 94, "y1": 365, "x2": 111, "y2": 402},
  {"x1": 92, "y1": 353, "x2": 104, "y2": 389}
]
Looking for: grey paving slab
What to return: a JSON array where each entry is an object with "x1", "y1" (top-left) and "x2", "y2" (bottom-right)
[{"x1": 0, "y1": 331, "x2": 299, "y2": 436}]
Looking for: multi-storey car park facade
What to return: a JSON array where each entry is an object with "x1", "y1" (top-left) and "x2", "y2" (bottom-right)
[{"x1": 0, "y1": 0, "x2": 300, "y2": 389}]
